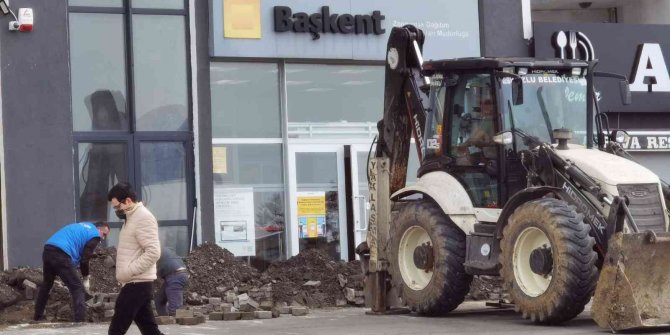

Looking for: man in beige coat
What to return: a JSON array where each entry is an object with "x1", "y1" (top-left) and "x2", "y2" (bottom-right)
[{"x1": 107, "y1": 183, "x2": 164, "y2": 335}]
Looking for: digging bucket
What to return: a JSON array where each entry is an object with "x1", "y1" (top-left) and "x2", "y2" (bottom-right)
[{"x1": 592, "y1": 231, "x2": 670, "y2": 331}]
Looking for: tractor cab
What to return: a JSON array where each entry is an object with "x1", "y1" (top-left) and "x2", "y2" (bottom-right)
[{"x1": 420, "y1": 59, "x2": 592, "y2": 210}]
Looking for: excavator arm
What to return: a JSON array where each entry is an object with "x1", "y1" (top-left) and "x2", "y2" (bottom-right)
[{"x1": 376, "y1": 25, "x2": 430, "y2": 195}]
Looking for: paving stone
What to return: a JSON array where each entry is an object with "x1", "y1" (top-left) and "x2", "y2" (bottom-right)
[
  {"x1": 196, "y1": 314, "x2": 207, "y2": 324},
  {"x1": 254, "y1": 311, "x2": 272, "y2": 319},
  {"x1": 291, "y1": 307, "x2": 309, "y2": 316},
  {"x1": 345, "y1": 288, "x2": 356, "y2": 302},
  {"x1": 240, "y1": 312, "x2": 255, "y2": 320},
  {"x1": 225, "y1": 291, "x2": 237, "y2": 304},
  {"x1": 175, "y1": 308, "x2": 194, "y2": 318},
  {"x1": 176, "y1": 317, "x2": 200, "y2": 326},
  {"x1": 337, "y1": 274, "x2": 347, "y2": 288},
  {"x1": 208, "y1": 297, "x2": 222, "y2": 305},
  {"x1": 104, "y1": 294, "x2": 118, "y2": 303},
  {"x1": 278, "y1": 306, "x2": 291, "y2": 314},
  {"x1": 271, "y1": 307, "x2": 281, "y2": 318},
  {"x1": 223, "y1": 312, "x2": 241, "y2": 321},
  {"x1": 155, "y1": 316, "x2": 176, "y2": 325},
  {"x1": 104, "y1": 309, "x2": 115, "y2": 318},
  {"x1": 22, "y1": 279, "x2": 37, "y2": 290},
  {"x1": 219, "y1": 303, "x2": 232, "y2": 313},
  {"x1": 209, "y1": 312, "x2": 224, "y2": 321},
  {"x1": 336, "y1": 299, "x2": 347, "y2": 307},
  {"x1": 260, "y1": 300, "x2": 273, "y2": 311}
]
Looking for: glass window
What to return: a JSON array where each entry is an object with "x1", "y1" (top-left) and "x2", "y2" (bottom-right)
[
  {"x1": 159, "y1": 227, "x2": 189, "y2": 256},
  {"x1": 133, "y1": 0, "x2": 184, "y2": 9},
  {"x1": 213, "y1": 144, "x2": 285, "y2": 269},
  {"x1": 450, "y1": 74, "x2": 497, "y2": 167},
  {"x1": 77, "y1": 142, "x2": 128, "y2": 222},
  {"x1": 140, "y1": 142, "x2": 187, "y2": 221},
  {"x1": 133, "y1": 15, "x2": 188, "y2": 131},
  {"x1": 500, "y1": 73, "x2": 588, "y2": 147},
  {"x1": 286, "y1": 64, "x2": 384, "y2": 138},
  {"x1": 70, "y1": 13, "x2": 128, "y2": 132},
  {"x1": 69, "y1": 0, "x2": 122, "y2": 7},
  {"x1": 210, "y1": 62, "x2": 281, "y2": 138}
]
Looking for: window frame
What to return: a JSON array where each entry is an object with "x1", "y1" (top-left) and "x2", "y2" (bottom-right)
[{"x1": 69, "y1": 0, "x2": 194, "y2": 239}]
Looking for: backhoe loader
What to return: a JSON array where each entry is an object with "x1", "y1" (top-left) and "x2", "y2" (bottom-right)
[{"x1": 359, "y1": 25, "x2": 670, "y2": 331}]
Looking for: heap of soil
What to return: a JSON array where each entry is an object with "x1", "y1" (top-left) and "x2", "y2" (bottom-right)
[
  {"x1": 89, "y1": 247, "x2": 120, "y2": 293},
  {"x1": 264, "y1": 249, "x2": 363, "y2": 307},
  {"x1": 184, "y1": 242, "x2": 265, "y2": 298}
]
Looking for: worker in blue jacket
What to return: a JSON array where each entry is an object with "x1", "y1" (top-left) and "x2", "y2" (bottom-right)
[{"x1": 34, "y1": 221, "x2": 110, "y2": 322}]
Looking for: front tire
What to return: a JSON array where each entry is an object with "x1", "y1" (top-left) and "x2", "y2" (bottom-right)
[
  {"x1": 500, "y1": 198, "x2": 598, "y2": 324},
  {"x1": 390, "y1": 200, "x2": 472, "y2": 315}
]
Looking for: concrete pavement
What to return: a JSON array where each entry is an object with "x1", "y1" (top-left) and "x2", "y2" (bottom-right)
[{"x1": 0, "y1": 302, "x2": 639, "y2": 335}]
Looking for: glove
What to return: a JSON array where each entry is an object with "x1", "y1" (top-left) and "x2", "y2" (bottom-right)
[{"x1": 83, "y1": 276, "x2": 91, "y2": 293}]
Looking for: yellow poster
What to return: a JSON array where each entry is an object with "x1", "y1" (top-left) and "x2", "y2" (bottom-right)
[
  {"x1": 223, "y1": 0, "x2": 262, "y2": 39},
  {"x1": 297, "y1": 193, "x2": 326, "y2": 216},
  {"x1": 297, "y1": 192, "x2": 326, "y2": 238},
  {"x1": 212, "y1": 146, "x2": 227, "y2": 174}
]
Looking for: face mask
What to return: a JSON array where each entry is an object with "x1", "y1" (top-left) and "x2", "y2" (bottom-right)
[{"x1": 115, "y1": 210, "x2": 126, "y2": 220}]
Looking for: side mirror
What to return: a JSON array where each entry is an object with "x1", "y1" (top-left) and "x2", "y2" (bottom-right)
[
  {"x1": 512, "y1": 78, "x2": 523, "y2": 105},
  {"x1": 493, "y1": 131, "x2": 514, "y2": 145},
  {"x1": 619, "y1": 80, "x2": 632, "y2": 105},
  {"x1": 609, "y1": 129, "x2": 630, "y2": 144}
]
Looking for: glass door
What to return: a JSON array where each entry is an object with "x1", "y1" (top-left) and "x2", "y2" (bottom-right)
[
  {"x1": 288, "y1": 145, "x2": 347, "y2": 261},
  {"x1": 350, "y1": 143, "x2": 421, "y2": 259}
]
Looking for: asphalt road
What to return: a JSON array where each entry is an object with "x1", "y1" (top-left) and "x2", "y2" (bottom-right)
[{"x1": 1, "y1": 302, "x2": 666, "y2": 335}]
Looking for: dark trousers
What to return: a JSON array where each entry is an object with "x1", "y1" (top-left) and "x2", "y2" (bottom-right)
[
  {"x1": 34, "y1": 245, "x2": 86, "y2": 322},
  {"x1": 108, "y1": 282, "x2": 162, "y2": 335},
  {"x1": 155, "y1": 271, "x2": 188, "y2": 316}
]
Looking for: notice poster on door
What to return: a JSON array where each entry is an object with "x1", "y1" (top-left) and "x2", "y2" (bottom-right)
[
  {"x1": 297, "y1": 191, "x2": 326, "y2": 238},
  {"x1": 214, "y1": 187, "x2": 256, "y2": 256}
]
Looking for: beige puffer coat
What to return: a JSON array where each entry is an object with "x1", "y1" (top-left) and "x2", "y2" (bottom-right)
[{"x1": 115, "y1": 202, "x2": 161, "y2": 285}]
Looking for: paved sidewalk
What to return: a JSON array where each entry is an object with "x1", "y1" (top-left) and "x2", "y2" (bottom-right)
[{"x1": 0, "y1": 303, "x2": 611, "y2": 335}]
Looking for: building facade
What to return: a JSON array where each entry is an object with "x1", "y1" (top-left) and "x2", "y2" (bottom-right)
[{"x1": 1, "y1": 0, "x2": 666, "y2": 269}]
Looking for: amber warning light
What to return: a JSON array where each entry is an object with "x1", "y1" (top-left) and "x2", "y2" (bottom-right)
[{"x1": 9, "y1": 8, "x2": 33, "y2": 32}]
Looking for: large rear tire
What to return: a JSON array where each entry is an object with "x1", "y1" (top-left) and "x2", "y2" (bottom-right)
[
  {"x1": 390, "y1": 200, "x2": 472, "y2": 315},
  {"x1": 500, "y1": 198, "x2": 598, "y2": 324}
]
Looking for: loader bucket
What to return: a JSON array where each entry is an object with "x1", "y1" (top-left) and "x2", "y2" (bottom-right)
[{"x1": 592, "y1": 232, "x2": 670, "y2": 331}]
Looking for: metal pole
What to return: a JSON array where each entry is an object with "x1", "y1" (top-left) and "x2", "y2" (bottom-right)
[{"x1": 367, "y1": 157, "x2": 391, "y2": 313}]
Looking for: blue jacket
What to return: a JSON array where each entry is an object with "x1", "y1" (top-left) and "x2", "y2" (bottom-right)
[{"x1": 46, "y1": 222, "x2": 100, "y2": 265}]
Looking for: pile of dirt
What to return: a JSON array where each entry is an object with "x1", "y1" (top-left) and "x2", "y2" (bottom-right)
[
  {"x1": 0, "y1": 267, "x2": 73, "y2": 324},
  {"x1": 184, "y1": 242, "x2": 265, "y2": 299},
  {"x1": 89, "y1": 247, "x2": 119, "y2": 293},
  {"x1": 1, "y1": 243, "x2": 512, "y2": 325},
  {"x1": 264, "y1": 249, "x2": 363, "y2": 307}
]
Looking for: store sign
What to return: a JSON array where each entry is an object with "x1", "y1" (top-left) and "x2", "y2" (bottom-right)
[
  {"x1": 273, "y1": 6, "x2": 385, "y2": 40},
  {"x1": 535, "y1": 22, "x2": 670, "y2": 113},
  {"x1": 620, "y1": 132, "x2": 670, "y2": 151},
  {"x1": 211, "y1": 0, "x2": 480, "y2": 60}
]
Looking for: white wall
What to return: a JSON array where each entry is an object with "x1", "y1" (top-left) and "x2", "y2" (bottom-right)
[{"x1": 620, "y1": 0, "x2": 670, "y2": 24}]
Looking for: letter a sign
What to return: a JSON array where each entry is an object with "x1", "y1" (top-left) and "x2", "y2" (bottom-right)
[{"x1": 630, "y1": 43, "x2": 670, "y2": 92}]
